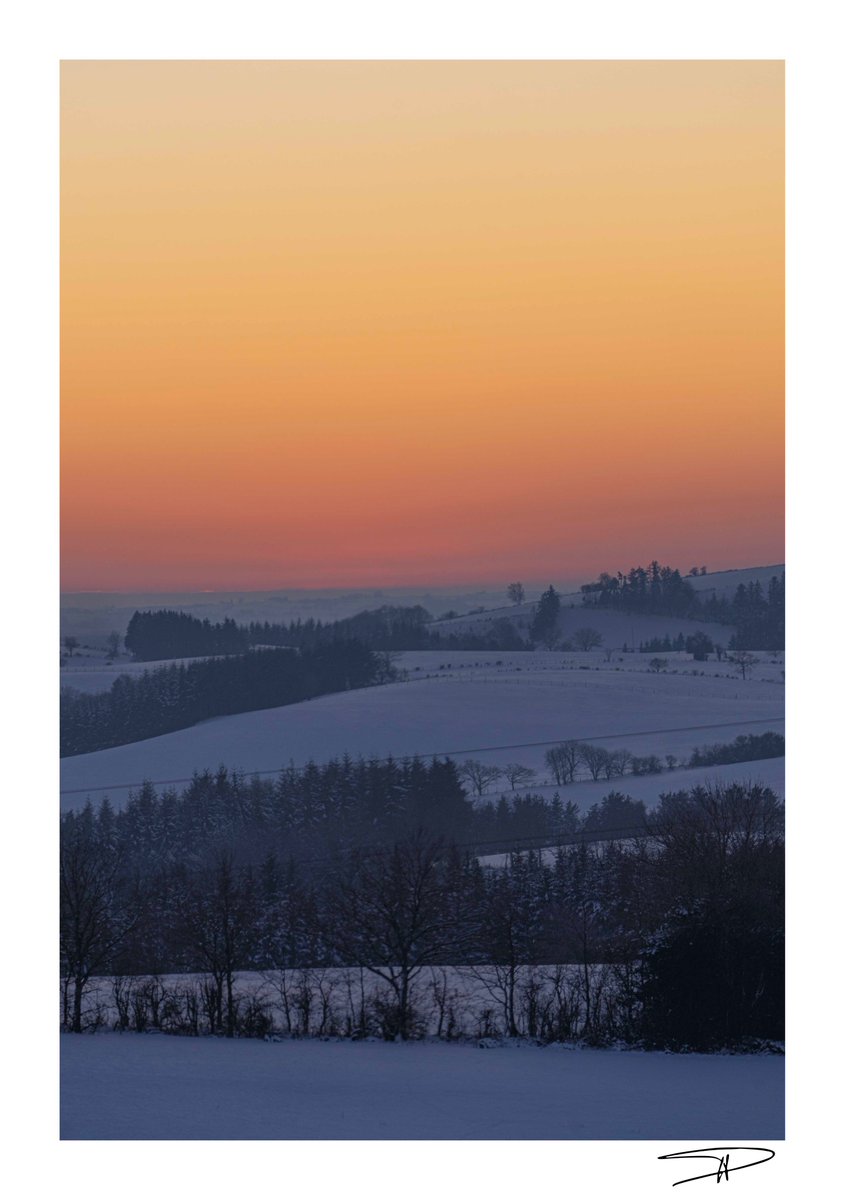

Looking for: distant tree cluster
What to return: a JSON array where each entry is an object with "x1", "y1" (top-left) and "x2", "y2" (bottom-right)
[
  {"x1": 252, "y1": 606, "x2": 525, "y2": 653},
  {"x1": 457, "y1": 743, "x2": 667, "y2": 796},
  {"x1": 124, "y1": 605, "x2": 525, "y2": 661},
  {"x1": 61, "y1": 642, "x2": 391, "y2": 757},
  {"x1": 544, "y1": 741, "x2": 665, "y2": 785},
  {"x1": 715, "y1": 576, "x2": 784, "y2": 651},
  {"x1": 581, "y1": 562, "x2": 697, "y2": 617},
  {"x1": 641, "y1": 634, "x2": 689, "y2": 653},
  {"x1": 62, "y1": 778, "x2": 783, "y2": 1049},
  {"x1": 689, "y1": 732, "x2": 784, "y2": 768},
  {"x1": 581, "y1": 562, "x2": 784, "y2": 650},
  {"x1": 685, "y1": 631, "x2": 715, "y2": 661},
  {"x1": 125, "y1": 611, "x2": 249, "y2": 660}
]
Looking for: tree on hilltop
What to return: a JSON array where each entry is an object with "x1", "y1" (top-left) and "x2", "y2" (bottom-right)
[{"x1": 506, "y1": 582, "x2": 526, "y2": 606}]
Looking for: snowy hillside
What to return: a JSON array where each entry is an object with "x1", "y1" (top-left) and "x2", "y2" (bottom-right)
[
  {"x1": 684, "y1": 563, "x2": 784, "y2": 599},
  {"x1": 60, "y1": 652, "x2": 220, "y2": 695},
  {"x1": 427, "y1": 563, "x2": 783, "y2": 642},
  {"x1": 61, "y1": 648, "x2": 784, "y2": 808}
]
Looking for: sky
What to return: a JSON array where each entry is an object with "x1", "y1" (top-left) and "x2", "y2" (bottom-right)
[{"x1": 61, "y1": 61, "x2": 783, "y2": 592}]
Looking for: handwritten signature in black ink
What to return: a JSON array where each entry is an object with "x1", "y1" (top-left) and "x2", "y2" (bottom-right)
[{"x1": 658, "y1": 1147, "x2": 775, "y2": 1186}]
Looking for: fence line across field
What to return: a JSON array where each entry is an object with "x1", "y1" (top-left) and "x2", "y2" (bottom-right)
[{"x1": 59, "y1": 714, "x2": 784, "y2": 797}]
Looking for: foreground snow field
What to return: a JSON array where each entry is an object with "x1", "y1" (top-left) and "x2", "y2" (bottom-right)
[
  {"x1": 61, "y1": 1033, "x2": 784, "y2": 1140},
  {"x1": 60, "y1": 652, "x2": 783, "y2": 807}
]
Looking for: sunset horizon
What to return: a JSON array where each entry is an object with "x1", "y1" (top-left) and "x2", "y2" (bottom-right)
[
  {"x1": 61, "y1": 61, "x2": 783, "y2": 592},
  {"x1": 59, "y1": 552, "x2": 784, "y2": 596}
]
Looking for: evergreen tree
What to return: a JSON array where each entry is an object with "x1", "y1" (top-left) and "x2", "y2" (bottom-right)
[{"x1": 529, "y1": 586, "x2": 561, "y2": 648}]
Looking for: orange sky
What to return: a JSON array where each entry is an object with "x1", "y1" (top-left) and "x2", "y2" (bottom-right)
[{"x1": 61, "y1": 61, "x2": 783, "y2": 591}]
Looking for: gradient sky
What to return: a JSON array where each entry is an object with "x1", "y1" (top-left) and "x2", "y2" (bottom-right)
[{"x1": 61, "y1": 61, "x2": 783, "y2": 591}]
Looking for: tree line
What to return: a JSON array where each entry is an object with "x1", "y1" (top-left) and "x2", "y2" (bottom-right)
[
  {"x1": 460, "y1": 732, "x2": 782, "y2": 800},
  {"x1": 580, "y1": 562, "x2": 784, "y2": 650},
  {"x1": 124, "y1": 605, "x2": 524, "y2": 662},
  {"x1": 61, "y1": 641, "x2": 392, "y2": 757},
  {"x1": 689, "y1": 731, "x2": 785, "y2": 767},
  {"x1": 60, "y1": 756, "x2": 652, "y2": 872},
  {"x1": 124, "y1": 611, "x2": 249, "y2": 659},
  {"x1": 61, "y1": 775, "x2": 783, "y2": 1050}
]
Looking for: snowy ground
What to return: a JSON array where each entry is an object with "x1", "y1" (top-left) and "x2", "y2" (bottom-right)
[
  {"x1": 429, "y1": 603, "x2": 737, "y2": 647},
  {"x1": 60, "y1": 1033, "x2": 784, "y2": 1140},
  {"x1": 60, "y1": 652, "x2": 223, "y2": 695},
  {"x1": 60, "y1": 646, "x2": 785, "y2": 699},
  {"x1": 398, "y1": 648, "x2": 785, "y2": 683},
  {"x1": 60, "y1": 649, "x2": 784, "y2": 808}
]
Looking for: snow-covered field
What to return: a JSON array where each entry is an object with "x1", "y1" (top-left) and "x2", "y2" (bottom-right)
[
  {"x1": 398, "y1": 648, "x2": 784, "y2": 683},
  {"x1": 61, "y1": 1033, "x2": 784, "y2": 1140},
  {"x1": 60, "y1": 645, "x2": 785, "y2": 698},
  {"x1": 60, "y1": 652, "x2": 222, "y2": 695},
  {"x1": 430, "y1": 603, "x2": 737, "y2": 647},
  {"x1": 60, "y1": 649, "x2": 784, "y2": 808}
]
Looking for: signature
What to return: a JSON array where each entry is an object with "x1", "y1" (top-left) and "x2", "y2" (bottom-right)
[{"x1": 658, "y1": 1147, "x2": 775, "y2": 1186}]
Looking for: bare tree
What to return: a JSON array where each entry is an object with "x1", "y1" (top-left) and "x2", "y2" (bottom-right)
[
  {"x1": 729, "y1": 650, "x2": 760, "y2": 680},
  {"x1": 502, "y1": 763, "x2": 537, "y2": 791},
  {"x1": 573, "y1": 628, "x2": 603, "y2": 651},
  {"x1": 606, "y1": 748, "x2": 632, "y2": 779},
  {"x1": 545, "y1": 742, "x2": 580, "y2": 786},
  {"x1": 506, "y1": 582, "x2": 526, "y2": 606},
  {"x1": 106, "y1": 631, "x2": 122, "y2": 659},
  {"x1": 458, "y1": 759, "x2": 503, "y2": 797},
  {"x1": 466, "y1": 858, "x2": 543, "y2": 1037},
  {"x1": 374, "y1": 650, "x2": 402, "y2": 684},
  {"x1": 178, "y1": 852, "x2": 257, "y2": 1037},
  {"x1": 646, "y1": 781, "x2": 784, "y2": 902},
  {"x1": 578, "y1": 743, "x2": 612, "y2": 782},
  {"x1": 333, "y1": 834, "x2": 468, "y2": 1040},
  {"x1": 60, "y1": 817, "x2": 131, "y2": 1032},
  {"x1": 63, "y1": 635, "x2": 79, "y2": 658}
]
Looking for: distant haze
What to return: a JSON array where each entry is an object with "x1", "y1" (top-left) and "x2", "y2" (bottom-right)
[
  {"x1": 60, "y1": 564, "x2": 783, "y2": 642},
  {"x1": 60, "y1": 582, "x2": 576, "y2": 641}
]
